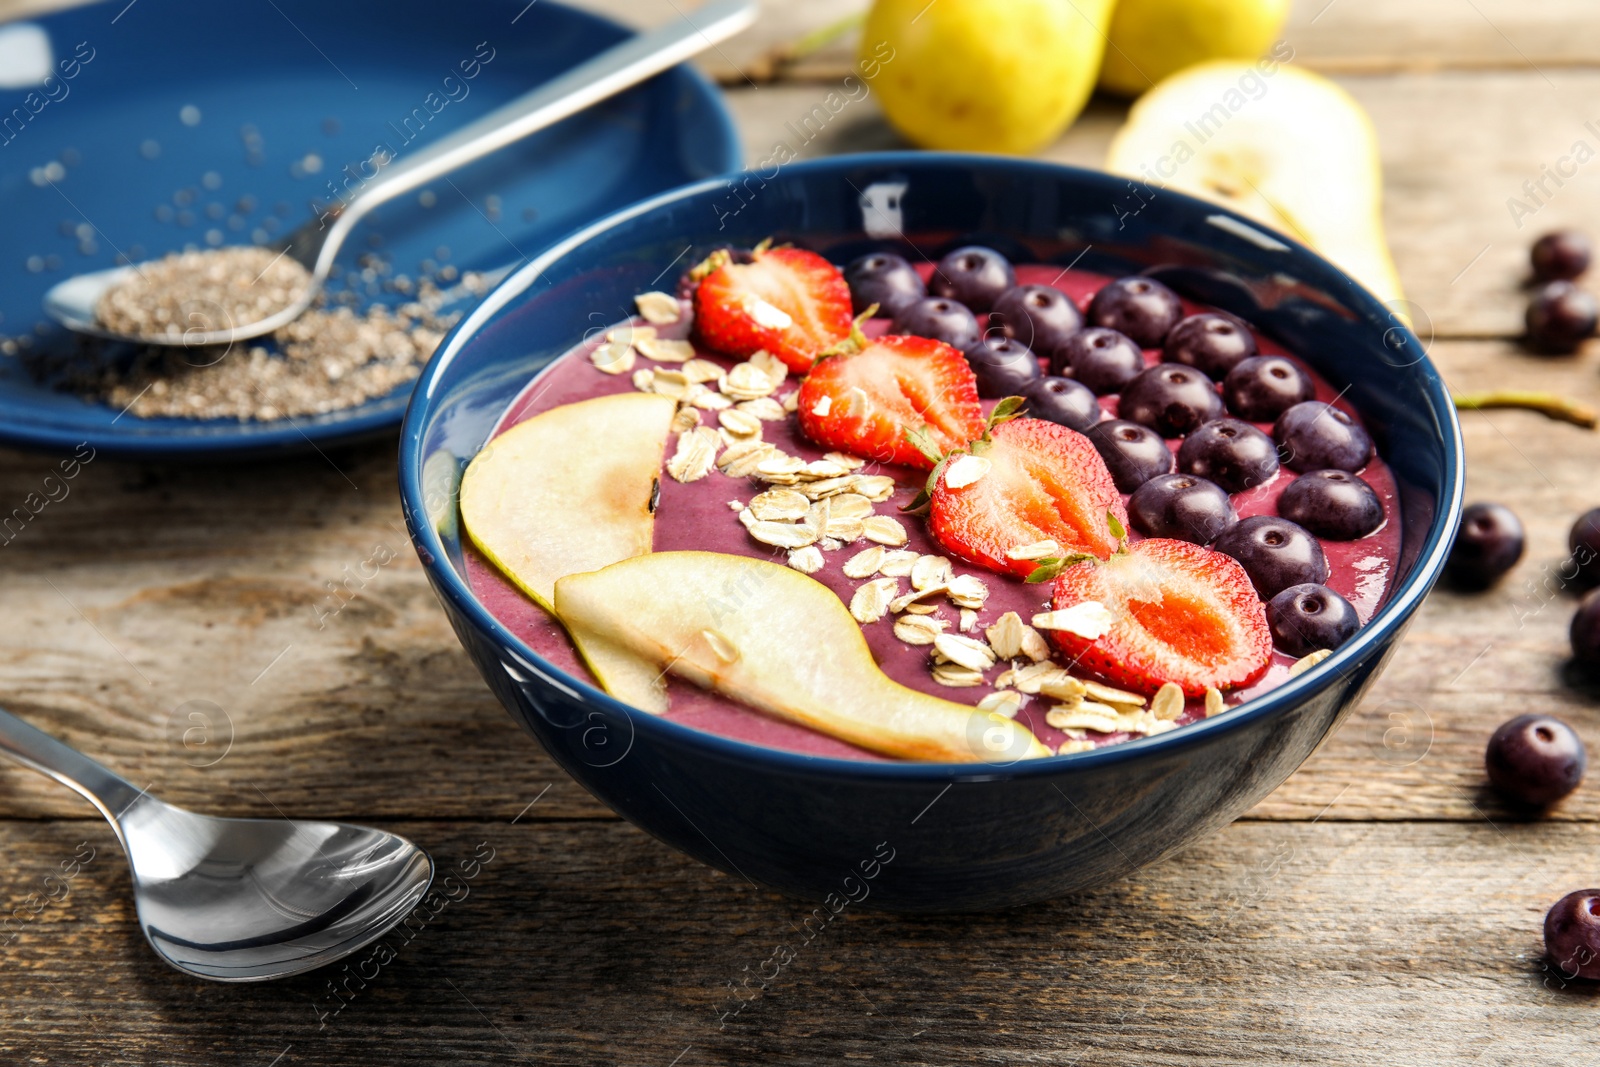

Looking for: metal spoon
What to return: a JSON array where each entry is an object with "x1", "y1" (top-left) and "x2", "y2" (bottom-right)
[
  {"x1": 43, "y1": 0, "x2": 758, "y2": 347},
  {"x1": 0, "y1": 706, "x2": 434, "y2": 982}
]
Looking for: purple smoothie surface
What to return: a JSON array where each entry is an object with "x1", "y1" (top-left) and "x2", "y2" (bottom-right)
[{"x1": 464, "y1": 264, "x2": 1403, "y2": 762}]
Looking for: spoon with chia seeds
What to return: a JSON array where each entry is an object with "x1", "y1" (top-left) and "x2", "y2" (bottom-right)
[{"x1": 43, "y1": 0, "x2": 757, "y2": 347}]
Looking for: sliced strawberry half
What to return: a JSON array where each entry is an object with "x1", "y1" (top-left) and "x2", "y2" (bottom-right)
[
  {"x1": 691, "y1": 245, "x2": 853, "y2": 372},
  {"x1": 928, "y1": 417, "x2": 1128, "y2": 577},
  {"x1": 1047, "y1": 538, "x2": 1272, "y2": 696},
  {"x1": 796, "y1": 334, "x2": 984, "y2": 470}
]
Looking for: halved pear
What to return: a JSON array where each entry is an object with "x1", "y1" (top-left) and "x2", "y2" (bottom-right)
[
  {"x1": 1105, "y1": 62, "x2": 1404, "y2": 310},
  {"x1": 554, "y1": 551, "x2": 1052, "y2": 763},
  {"x1": 461, "y1": 391, "x2": 676, "y2": 715}
]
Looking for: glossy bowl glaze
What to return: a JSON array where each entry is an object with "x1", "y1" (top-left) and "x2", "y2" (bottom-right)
[{"x1": 399, "y1": 154, "x2": 1463, "y2": 911}]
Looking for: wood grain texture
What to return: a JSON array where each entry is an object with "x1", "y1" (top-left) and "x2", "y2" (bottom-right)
[{"x1": 0, "y1": 819, "x2": 1594, "y2": 1066}]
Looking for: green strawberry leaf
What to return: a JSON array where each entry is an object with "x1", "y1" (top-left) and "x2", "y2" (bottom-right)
[
  {"x1": 1106, "y1": 510, "x2": 1127, "y2": 542},
  {"x1": 903, "y1": 424, "x2": 945, "y2": 467},
  {"x1": 687, "y1": 248, "x2": 731, "y2": 283},
  {"x1": 1023, "y1": 552, "x2": 1098, "y2": 584}
]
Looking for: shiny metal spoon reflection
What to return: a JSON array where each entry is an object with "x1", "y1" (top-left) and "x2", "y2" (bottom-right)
[{"x1": 0, "y1": 706, "x2": 433, "y2": 982}]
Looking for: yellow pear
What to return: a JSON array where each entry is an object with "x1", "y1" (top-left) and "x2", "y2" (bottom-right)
[
  {"x1": 555, "y1": 551, "x2": 1052, "y2": 763},
  {"x1": 1099, "y1": 0, "x2": 1291, "y2": 98},
  {"x1": 460, "y1": 391, "x2": 677, "y2": 714},
  {"x1": 1104, "y1": 61, "x2": 1405, "y2": 310},
  {"x1": 862, "y1": 0, "x2": 1116, "y2": 155}
]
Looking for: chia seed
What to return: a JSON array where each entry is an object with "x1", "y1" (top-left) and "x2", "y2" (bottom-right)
[{"x1": 95, "y1": 246, "x2": 313, "y2": 341}]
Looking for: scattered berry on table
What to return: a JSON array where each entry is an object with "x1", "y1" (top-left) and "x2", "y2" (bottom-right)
[
  {"x1": 1569, "y1": 507, "x2": 1600, "y2": 586},
  {"x1": 1531, "y1": 229, "x2": 1592, "y2": 283},
  {"x1": 1525, "y1": 279, "x2": 1598, "y2": 354},
  {"x1": 1486, "y1": 714, "x2": 1585, "y2": 807},
  {"x1": 1545, "y1": 889, "x2": 1600, "y2": 980},
  {"x1": 1445, "y1": 502, "x2": 1525, "y2": 589},
  {"x1": 1571, "y1": 588, "x2": 1600, "y2": 667}
]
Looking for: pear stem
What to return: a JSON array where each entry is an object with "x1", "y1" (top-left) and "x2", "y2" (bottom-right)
[{"x1": 1453, "y1": 390, "x2": 1597, "y2": 429}]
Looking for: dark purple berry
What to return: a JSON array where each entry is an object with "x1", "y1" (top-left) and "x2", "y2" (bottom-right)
[
  {"x1": 1054, "y1": 327, "x2": 1145, "y2": 394},
  {"x1": 1572, "y1": 589, "x2": 1600, "y2": 666},
  {"x1": 1445, "y1": 502, "x2": 1525, "y2": 588},
  {"x1": 1526, "y1": 280, "x2": 1598, "y2": 353},
  {"x1": 1278, "y1": 470, "x2": 1384, "y2": 540},
  {"x1": 963, "y1": 336, "x2": 1042, "y2": 398},
  {"x1": 1128, "y1": 473, "x2": 1237, "y2": 545},
  {"x1": 1164, "y1": 313, "x2": 1258, "y2": 380},
  {"x1": 1212, "y1": 515, "x2": 1329, "y2": 599},
  {"x1": 1265, "y1": 583, "x2": 1360, "y2": 657},
  {"x1": 1487, "y1": 714, "x2": 1585, "y2": 807},
  {"x1": 891, "y1": 296, "x2": 982, "y2": 351},
  {"x1": 1569, "y1": 508, "x2": 1600, "y2": 586},
  {"x1": 1086, "y1": 276, "x2": 1183, "y2": 347},
  {"x1": 991, "y1": 285, "x2": 1082, "y2": 360},
  {"x1": 1224, "y1": 355, "x2": 1315, "y2": 423},
  {"x1": 1546, "y1": 890, "x2": 1600, "y2": 979},
  {"x1": 1273, "y1": 401, "x2": 1374, "y2": 473},
  {"x1": 1084, "y1": 419, "x2": 1176, "y2": 493},
  {"x1": 929, "y1": 246, "x2": 1015, "y2": 313},
  {"x1": 1119, "y1": 363, "x2": 1224, "y2": 438},
  {"x1": 843, "y1": 252, "x2": 925, "y2": 317},
  {"x1": 1021, "y1": 375, "x2": 1100, "y2": 433},
  {"x1": 1177, "y1": 418, "x2": 1279, "y2": 494},
  {"x1": 1532, "y1": 230, "x2": 1592, "y2": 282}
]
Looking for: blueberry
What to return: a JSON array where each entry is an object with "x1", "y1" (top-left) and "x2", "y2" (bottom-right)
[
  {"x1": 1128, "y1": 473, "x2": 1237, "y2": 545},
  {"x1": 1273, "y1": 401, "x2": 1374, "y2": 473},
  {"x1": 1084, "y1": 419, "x2": 1176, "y2": 493},
  {"x1": 1569, "y1": 508, "x2": 1600, "y2": 586},
  {"x1": 1054, "y1": 327, "x2": 1145, "y2": 394},
  {"x1": 1021, "y1": 375, "x2": 1100, "y2": 433},
  {"x1": 1086, "y1": 276, "x2": 1184, "y2": 347},
  {"x1": 1445, "y1": 502, "x2": 1525, "y2": 589},
  {"x1": 1164, "y1": 313, "x2": 1258, "y2": 380},
  {"x1": 964, "y1": 336, "x2": 1042, "y2": 398},
  {"x1": 990, "y1": 284, "x2": 1082, "y2": 361},
  {"x1": 929, "y1": 246, "x2": 1015, "y2": 313},
  {"x1": 843, "y1": 252, "x2": 925, "y2": 317},
  {"x1": 1177, "y1": 418, "x2": 1279, "y2": 493},
  {"x1": 1532, "y1": 229, "x2": 1592, "y2": 282},
  {"x1": 1278, "y1": 470, "x2": 1385, "y2": 540},
  {"x1": 891, "y1": 296, "x2": 982, "y2": 351},
  {"x1": 1120, "y1": 363, "x2": 1225, "y2": 438},
  {"x1": 1212, "y1": 515, "x2": 1330, "y2": 599},
  {"x1": 1546, "y1": 889, "x2": 1600, "y2": 980},
  {"x1": 1526, "y1": 280, "x2": 1598, "y2": 353},
  {"x1": 1265, "y1": 583, "x2": 1361, "y2": 657},
  {"x1": 1572, "y1": 588, "x2": 1600, "y2": 667},
  {"x1": 1223, "y1": 355, "x2": 1315, "y2": 422},
  {"x1": 1487, "y1": 714, "x2": 1585, "y2": 807}
]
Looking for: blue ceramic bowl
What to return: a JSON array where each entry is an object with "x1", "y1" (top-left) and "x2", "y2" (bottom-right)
[{"x1": 399, "y1": 153, "x2": 1463, "y2": 911}]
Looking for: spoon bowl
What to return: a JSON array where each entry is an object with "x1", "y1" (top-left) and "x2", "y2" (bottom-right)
[{"x1": 0, "y1": 705, "x2": 434, "y2": 982}]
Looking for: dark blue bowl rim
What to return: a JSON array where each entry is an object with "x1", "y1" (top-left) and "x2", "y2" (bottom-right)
[
  {"x1": 0, "y1": 0, "x2": 742, "y2": 459},
  {"x1": 399, "y1": 151, "x2": 1466, "y2": 783}
]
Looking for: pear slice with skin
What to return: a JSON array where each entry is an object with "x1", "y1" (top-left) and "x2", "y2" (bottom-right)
[
  {"x1": 1105, "y1": 61, "x2": 1405, "y2": 311},
  {"x1": 555, "y1": 551, "x2": 1052, "y2": 763},
  {"x1": 461, "y1": 391, "x2": 676, "y2": 713}
]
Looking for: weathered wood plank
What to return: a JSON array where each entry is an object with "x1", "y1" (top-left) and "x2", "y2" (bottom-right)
[{"x1": 0, "y1": 818, "x2": 1591, "y2": 1065}]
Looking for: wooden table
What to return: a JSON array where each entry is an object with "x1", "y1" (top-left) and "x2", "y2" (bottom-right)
[{"x1": 3, "y1": 1, "x2": 1599, "y2": 1062}]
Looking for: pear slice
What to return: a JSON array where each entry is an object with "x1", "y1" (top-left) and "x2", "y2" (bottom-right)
[
  {"x1": 1105, "y1": 62, "x2": 1404, "y2": 310},
  {"x1": 555, "y1": 551, "x2": 1052, "y2": 763},
  {"x1": 461, "y1": 391, "x2": 676, "y2": 715}
]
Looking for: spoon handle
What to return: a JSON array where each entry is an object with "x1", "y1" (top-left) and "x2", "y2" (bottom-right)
[
  {"x1": 320, "y1": 0, "x2": 757, "y2": 266},
  {"x1": 0, "y1": 707, "x2": 146, "y2": 825}
]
